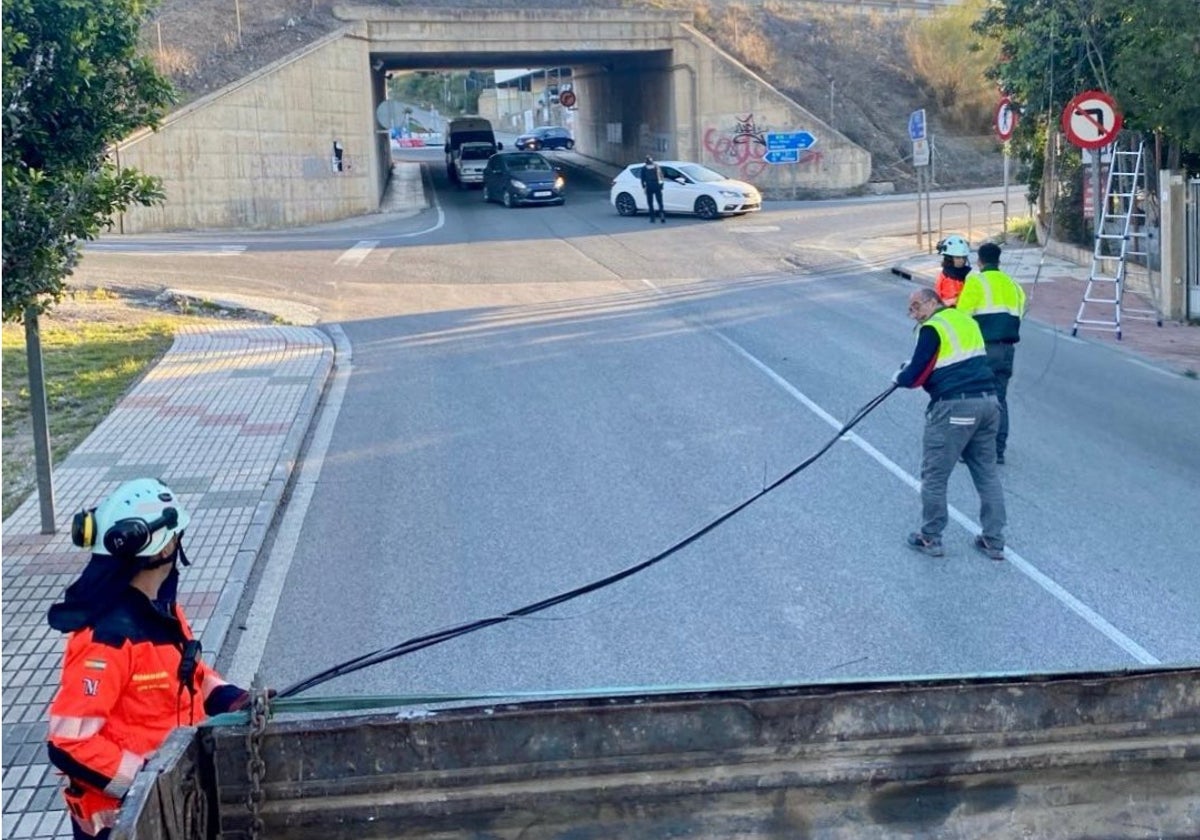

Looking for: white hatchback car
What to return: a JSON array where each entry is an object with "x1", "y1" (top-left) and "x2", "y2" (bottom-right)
[{"x1": 610, "y1": 161, "x2": 762, "y2": 220}]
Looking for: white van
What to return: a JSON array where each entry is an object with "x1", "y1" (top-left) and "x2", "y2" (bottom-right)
[
  {"x1": 444, "y1": 117, "x2": 501, "y2": 183},
  {"x1": 453, "y1": 141, "x2": 496, "y2": 186}
]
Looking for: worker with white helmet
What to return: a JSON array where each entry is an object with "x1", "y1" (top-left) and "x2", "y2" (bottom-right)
[
  {"x1": 46, "y1": 478, "x2": 253, "y2": 839},
  {"x1": 934, "y1": 234, "x2": 972, "y2": 306}
]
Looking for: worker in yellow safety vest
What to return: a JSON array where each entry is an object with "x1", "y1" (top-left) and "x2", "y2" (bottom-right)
[{"x1": 894, "y1": 287, "x2": 1007, "y2": 561}]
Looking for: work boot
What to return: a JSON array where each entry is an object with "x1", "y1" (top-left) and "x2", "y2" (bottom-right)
[
  {"x1": 996, "y1": 452, "x2": 1006, "y2": 465},
  {"x1": 906, "y1": 532, "x2": 944, "y2": 557},
  {"x1": 973, "y1": 535, "x2": 1005, "y2": 561}
]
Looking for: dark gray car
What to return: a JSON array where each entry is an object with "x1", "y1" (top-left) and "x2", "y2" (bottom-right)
[{"x1": 481, "y1": 151, "x2": 566, "y2": 207}]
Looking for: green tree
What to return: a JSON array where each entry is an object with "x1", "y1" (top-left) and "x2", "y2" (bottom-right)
[
  {"x1": 1102, "y1": 0, "x2": 1200, "y2": 168},
  {"x1": 3, "y1": 0, "x2": 175, "y2": 323},
  {"x1": 976, "y1": 0, "x2": 1199, "y2": 169}
]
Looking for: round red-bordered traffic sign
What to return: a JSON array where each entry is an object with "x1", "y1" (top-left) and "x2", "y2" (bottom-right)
[
  {"x1": 995, "y1": 97, "x2": 1017, "y2": 141},
  {"x1": 1061, "y1": 90, "x2": 1122, "y2": 149},
  {"x1": 558, "y1": 90, "x2": 576, "y2": 108}
]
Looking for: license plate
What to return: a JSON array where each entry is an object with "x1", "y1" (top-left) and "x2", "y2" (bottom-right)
[{"x1": 533, "y1": 191, "x2": 551, "y2": 198}]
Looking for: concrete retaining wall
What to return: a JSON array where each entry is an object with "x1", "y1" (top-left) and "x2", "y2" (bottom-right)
[{"x1": 116, "y1": 25, "x2": 382, "y2": 232}]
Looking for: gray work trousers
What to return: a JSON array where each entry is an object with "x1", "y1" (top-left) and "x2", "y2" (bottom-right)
[
  {"x1": 984, "y1": 342, "x2": 1015, "y2": 456},
  {"x1": 919, "y1": 395, "x2": 1006, "y2": 545}
]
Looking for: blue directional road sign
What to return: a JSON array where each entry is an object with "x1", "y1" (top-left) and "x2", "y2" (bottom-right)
[
  {"x1": 765, "y1": 131, "x2": 816, "y2": 152},
  {"x1": 908, "y1": 109, "x2": 927, "y2": 141},
  {"x1": 764, "y1": 149, "x2": 799, "y2": 165}
]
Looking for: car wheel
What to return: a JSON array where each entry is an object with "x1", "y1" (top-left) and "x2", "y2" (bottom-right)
[
  {"x1": 503, "y1": 189, "x2": 515, "y2": 208},
  {"x1": 565, "y1": 140, "x2": 575, "y2": 150},
  {"x1": 615, "y1": 192, "x2": 638, "y2": 216},
  {"x1": 695, "y1": 195, "x2": 719, "y2": 220}
]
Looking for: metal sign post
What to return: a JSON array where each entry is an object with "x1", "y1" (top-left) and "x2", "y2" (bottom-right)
[
  {"x1": 909, "y1": 110, "x2": 927, "y2": 249},
  {"x1": 995, "y1": 97, "x2": 1018, "y2": 239}
]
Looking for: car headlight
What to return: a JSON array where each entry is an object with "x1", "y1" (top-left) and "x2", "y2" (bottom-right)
[
  {"x1": 511, "y1": 179, "x2": 527, "y2": 191},
  {"x1": 718, "y1": 189, "x2": 741, "y2": 198},
  {"x1": 554, "y1": 175, "x2": 565, "y2": 189}
]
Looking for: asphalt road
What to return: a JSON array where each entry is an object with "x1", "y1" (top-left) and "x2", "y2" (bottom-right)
[{"x1": 74, "y1": 157, "x2": 1199, "y2": 700}]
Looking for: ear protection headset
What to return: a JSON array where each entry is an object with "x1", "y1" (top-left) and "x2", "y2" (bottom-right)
[{"x1": 72, "y1": 506, "x2": 180, "y2": 560}]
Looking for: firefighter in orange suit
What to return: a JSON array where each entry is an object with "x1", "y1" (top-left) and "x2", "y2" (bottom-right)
[
  {"x1": 934, "y1": 233, "x2": 972, "y2": 305},
  {"x1": 47, "y1": 478, "x2": 251, "y2": 839}
]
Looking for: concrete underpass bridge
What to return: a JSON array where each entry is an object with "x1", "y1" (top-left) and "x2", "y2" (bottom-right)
[{"x1": 116, "y1": 7, "x2": 871, "y2": 232}]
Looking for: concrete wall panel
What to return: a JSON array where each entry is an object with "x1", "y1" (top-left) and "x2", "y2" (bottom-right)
[
  {"x1": 679, "y1": 25, "x2": 870, "y2": 195},
  {"x1": 116, "y1": 25, "x2": 380, "y2": 232}
]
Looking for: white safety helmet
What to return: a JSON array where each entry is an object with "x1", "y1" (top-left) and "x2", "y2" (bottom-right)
[
  {"x1": 71, "y1": 478, "x2": 191, "y2": 559},
  {"x1": 937, "y1": 234, "x2": 971, "y2": 258}
]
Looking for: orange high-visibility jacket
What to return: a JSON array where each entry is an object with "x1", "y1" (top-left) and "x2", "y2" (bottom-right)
[
  {"x1": 934, "y1": 270, "x2": 967, "y2": 306},
  {"x1": 47, "y1": 588, "x2": 241, "y2": 836}
]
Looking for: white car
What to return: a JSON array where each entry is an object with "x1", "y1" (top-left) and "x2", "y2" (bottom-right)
[{"x1": 610, "y1": 161, "x2": 762, "y2": 220}]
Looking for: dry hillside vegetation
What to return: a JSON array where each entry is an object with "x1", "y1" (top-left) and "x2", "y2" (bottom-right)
[{"x1": 145, "y1": 0, "x2": 1005, "y2": 190}]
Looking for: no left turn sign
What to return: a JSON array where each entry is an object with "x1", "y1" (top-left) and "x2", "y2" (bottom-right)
[{"x1": 1061, "y1": 90, "x2": 1122, "y2": 149}]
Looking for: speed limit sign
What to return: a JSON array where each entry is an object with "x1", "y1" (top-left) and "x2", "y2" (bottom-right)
[{"x1": 995, "y1": 97, "x2": 1017, "y2": 141}]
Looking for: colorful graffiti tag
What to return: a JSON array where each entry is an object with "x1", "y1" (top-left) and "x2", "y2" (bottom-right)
[{"x1": 703, "y1": 114, "x2": 824, "y2": 180}]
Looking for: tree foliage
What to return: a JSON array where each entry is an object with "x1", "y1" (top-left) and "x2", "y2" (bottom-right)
[
  {"x1": 975, "y1": 0, "x2": 1200, "y2": 168},
  {"x1": 2, "y1": 0, "x2": 175, "y2": 323}
]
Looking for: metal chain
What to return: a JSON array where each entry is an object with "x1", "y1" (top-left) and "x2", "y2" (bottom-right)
[{"x1": 245, "y1": 688, "x2": 270, "y2": 839}]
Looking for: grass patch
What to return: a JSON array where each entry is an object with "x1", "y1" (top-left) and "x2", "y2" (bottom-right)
[
  {"x1": 1006, "y1": 215, "x2": 1039, "y2": 244},
  {"x1": 1, "y1": 290, "x2": 251, "y2": 519}
]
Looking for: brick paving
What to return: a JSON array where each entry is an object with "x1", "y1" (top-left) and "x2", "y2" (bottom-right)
[{"x1": 1, "y1": 325, "x2": 332, "y2": 839}]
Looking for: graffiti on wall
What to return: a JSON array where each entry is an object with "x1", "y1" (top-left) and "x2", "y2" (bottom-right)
[{"x1": 703, "y1": 113, "x2": 823, "y2": 181}]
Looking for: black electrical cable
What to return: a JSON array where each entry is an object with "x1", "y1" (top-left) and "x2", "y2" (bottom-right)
[{"x1": 278, "y1": 383, "x2": 899, "y2": 699}]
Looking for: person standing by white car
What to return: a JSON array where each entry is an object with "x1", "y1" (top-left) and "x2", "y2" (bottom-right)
[{"x1": 640, "y1": 156, "x2": 666, "y2": 223}]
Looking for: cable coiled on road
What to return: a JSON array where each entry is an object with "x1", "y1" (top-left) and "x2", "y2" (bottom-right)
[{"x1": 279, "y1": 383, "x2": 898, "y2": 698}]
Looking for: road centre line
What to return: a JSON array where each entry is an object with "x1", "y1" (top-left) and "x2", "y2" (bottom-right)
[
  {"x1": 336, "y1": 240, "x2": 379, "y2": 266},
  {"x1": 716, "y1": 332, "x2": 1160, "y2": 666},
  {"x1": 636, "y1": 275, "x2": 1158, "y2": 666},
  {"x1": 89, "y1": 244, "x2": 246, "y2": 256}
]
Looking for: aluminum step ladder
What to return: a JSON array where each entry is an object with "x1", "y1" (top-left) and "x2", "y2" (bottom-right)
[{"x1": 1072, "y1": 137, "x2": 1163, "y2": 339}]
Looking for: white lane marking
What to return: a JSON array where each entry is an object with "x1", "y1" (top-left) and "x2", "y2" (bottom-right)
[
  {"x1": 637, "y1": 275, "x2": 1159, "y2": 666},
  {"x1": 1124, "y1": 356, "x2": 1179, "y2": 378},
  {"x1": 227, "y1": 324, "x2": 352, "y2": 687},
  {"x1": 728, "y1": 225, "x2": 780, "y2": 234},
  {"x1": 90, "y1": 245, "x2": 246, "y2": 256},
  {"x1": 335, "y1": 240, "x2": 379, "y2": 266},
  {"x1": 714, "y1": 333, "x2": 1159, "y2": 666}
]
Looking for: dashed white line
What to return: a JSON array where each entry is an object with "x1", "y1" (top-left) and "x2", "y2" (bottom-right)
[
  {"x1": 640, "y1": 274, "x2": 1158, "y2": 666},
  {"x1": 335, "y1": 240, "x2": 379, "y2": 266}
]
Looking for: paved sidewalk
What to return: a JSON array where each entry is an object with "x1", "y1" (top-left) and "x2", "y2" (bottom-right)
[
  {"x1": 892, "y1": 243, "x2": 1200, "y2": 376},
  {"x1": 1, "y1": 325, "x2": 333, "y2": 840}
]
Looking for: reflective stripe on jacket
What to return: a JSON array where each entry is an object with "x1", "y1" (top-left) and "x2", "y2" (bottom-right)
[
  {"x1": 919, "y1": 307, "x2": 996, "y2": 400},
  {"x1": 956, "y1": 268, "x2": 1025, "y2": 344},
  {"x1": 47, "y1": 593, "x2": 236, "y2": 835}
]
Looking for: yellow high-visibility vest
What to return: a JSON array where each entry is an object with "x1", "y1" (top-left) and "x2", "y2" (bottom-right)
[
  {"x1": 925, "y1": 307, "x2": 986, "y2": 368},
  {"x1": 958, "y1": 269, "x2": 1026, "y2": 318}
]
